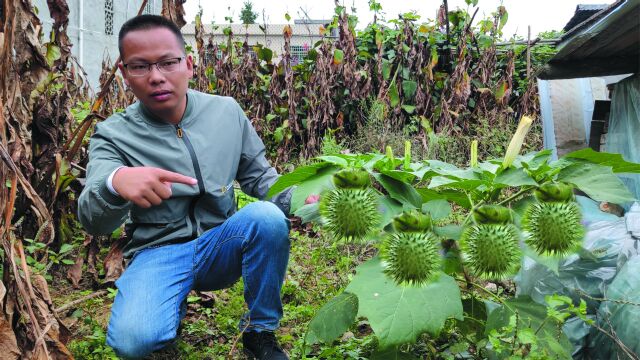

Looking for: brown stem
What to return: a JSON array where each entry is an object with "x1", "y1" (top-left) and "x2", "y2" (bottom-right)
[{"x1": 55, "y1": 290, "x2": 108, "y2": 314}]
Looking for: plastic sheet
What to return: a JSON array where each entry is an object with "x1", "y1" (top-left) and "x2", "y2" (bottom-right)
[
  {"x1": 588, "y1": 256, "x2": 640, "y2": 359},
  {"x1": 515, "y1": 196, "x2": 640, "y2": 358},
  {"x1": 515, "y1": 219, "x2": 631, "y2": 312},
  {"x1": 604, "y1": 74, "x2": 640, "y2": 204}
]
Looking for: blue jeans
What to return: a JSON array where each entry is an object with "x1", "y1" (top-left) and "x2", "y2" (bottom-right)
[{"x1": 106, "y1": 201, "x2": 291, "y2": 359}]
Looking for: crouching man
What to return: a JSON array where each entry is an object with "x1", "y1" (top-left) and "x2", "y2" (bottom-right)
[{"x1": 78, "y1": 14, "x2": 291, "y2": 360}]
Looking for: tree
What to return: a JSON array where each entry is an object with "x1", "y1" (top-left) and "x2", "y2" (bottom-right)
[{"x1": 240, "y1": 1, "x2": 258, "y2": 25}]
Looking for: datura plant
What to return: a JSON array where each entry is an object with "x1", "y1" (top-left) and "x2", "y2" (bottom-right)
[
  {"x1": 382, "y1": 210, "x2": 440, "y2": 286},
  {"x1": 523, "y1": 182, "x2": 584, "y2": 255},
  {"x1": 319, "y1": 169, "x2": 380, "y2": 241},
  {"x1": 267, "y1": 116, "x2": 640, "y2": 356},
  {"x1": 461, "y1": 205, "x2": 521, "y2": 279}
]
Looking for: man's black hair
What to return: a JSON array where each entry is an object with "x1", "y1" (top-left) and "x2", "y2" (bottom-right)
[{"x1": 118, "y1": 14, "x2": 186, "y2": 58}]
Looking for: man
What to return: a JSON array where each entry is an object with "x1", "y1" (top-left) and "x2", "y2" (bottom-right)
[{"x1": 78, "y1": 14, "x2": 291, "y2": 360}]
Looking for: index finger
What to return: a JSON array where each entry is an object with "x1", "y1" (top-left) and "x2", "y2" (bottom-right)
[{"x1": 155, "y1": 168, "x2": 198, "y2": 185}]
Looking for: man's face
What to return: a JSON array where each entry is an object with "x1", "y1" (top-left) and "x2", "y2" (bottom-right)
[{"x1": 118, "y1": 27, "x2": 193, "y2": 124}]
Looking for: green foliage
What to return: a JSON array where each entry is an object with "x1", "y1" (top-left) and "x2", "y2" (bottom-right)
[
  {"x1": 236, "y1": 188, "x2": 257, "y2": 209},
  {"x1": 557, "y1": 162, "x2": 636, "y2": 203},
  {"x1": 305, "y1": 292, "x2": 358, "y2": 345},
  {"x1": 68, "y1": 316, "x2": 117, "y2": 359},
  {"x1": 321, "y1": 130, "x2": 345, "y2": 156},
  {"x1": 239, "y1": 1, "x2": 258, "y2": 25},
  {"x1": 485, "y1": 296, "x2": 573, "y2": 359},
  {"x1": 269, "y1": 126, "x2": 640, "y2": 354},
  {"x1": 23, "y1": 238, "x2": 75, "y2": 281},
  {"x1": 346, "y1": 257, "x2": 463, "y2": 349}
]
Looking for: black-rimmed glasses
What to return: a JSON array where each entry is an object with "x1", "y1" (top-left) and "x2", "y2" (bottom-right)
[{"x1": 123, "y1": 57, "x2": 184, "y2": 77}]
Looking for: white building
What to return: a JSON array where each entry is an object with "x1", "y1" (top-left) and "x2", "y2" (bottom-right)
[
  {"x1": 181, "y1": 19, "x2": 336, "y2": 65},
  {"x1": 33, "y1": 0, "x2": 161, "y2": 89}
]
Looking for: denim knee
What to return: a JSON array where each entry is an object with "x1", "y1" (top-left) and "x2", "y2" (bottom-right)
[
  {"x1": 243, "y1": 201, "x2": 290, "y2": 244},
  {"x1": 107, "y1": 317, "x2": 175, "y2": 359}
]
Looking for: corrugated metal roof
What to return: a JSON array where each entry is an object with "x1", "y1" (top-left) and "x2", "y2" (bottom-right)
[
  {"x1": 563, "y1": 4, "x2": 609, "y2": 31},
  {"x1": 538, "y1": 0, "x2": 640, "y2": 79},
  {"x1": 577, "y1": 3, "x2": 610, "y2": 10}
]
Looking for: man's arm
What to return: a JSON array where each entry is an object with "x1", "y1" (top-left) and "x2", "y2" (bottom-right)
[
  {"x1": 77, "y1": 123, "x2": 132, "y2": 234},
  {"x1": 233, "y1": 101, "x2": 293, "y2": 214},
  {"x1": 78, "y1": 124, "x2": 199, "y2": 234}
]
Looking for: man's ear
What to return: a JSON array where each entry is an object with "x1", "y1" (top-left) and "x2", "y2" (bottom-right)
[
  {"x1": 118, "y1": 61, "x2": 130, "y2": 87},
  {"x1": 185, "y1": 54, "x2": 194, "y2": 79}
]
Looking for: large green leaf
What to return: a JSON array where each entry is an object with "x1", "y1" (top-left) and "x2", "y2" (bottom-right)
[
  {"x1": 564, "y1": 148, "x2": 640, "y2": 173},
  {"x1": 293, "y1": 203, "x2": 321, "y2": 224},
  {"x1": 258, "y1": 47, "x2": 273, "y2": 62},
  {"x1": 485, "y1": 296, "x2": 572, "y2": 360},
  {"x1": 290, "y1": 165, "x2": 340, "y2": 212},
  {"x1": 373, "y1": 173, "x2": 423, "y2": 209},
  {"x1": 45, "y1": 43, "x2": 61, "y2": 67},
  {"x1": 402, "y1": 80, "x2": 417, "y2": 99},
  {"x1": 428, "y1": 177, "x2": 488, "y2": 190},
  {"x1": 333, "y1": 49, "x2": 344, "y2": 64},
  {"x1": 426, "y1": 160, "x2": 478, "y2": 180},
  {"x1": 346, "y1": 257, "x2": 463, "y2": 349},
  {"x1": 317, "y1": 155, "x2": 349, "y2": 167},
  {"x1": 389, "y1": 81, "x2": 400, "y2": 107},
  {"x1": 494, "y1": 167, "x2": 537, "y2": 187},
  {"x1": 517, "y1": 150, "x2": 552, "y2": 172},
  {"x1": 557, "y1": 163, "x2": 636, "y2": 203},
  {"x1": 267, "y1": 162, "x2": 332, "y2": 197},
  {"x1": 378, "y1": 195, "x2": 404, "y2": 228},
  {"x1": 379, "y1": 169, "x2": 417, "y2": 184},
  {"x1": 433, "y1": 224, "x2": 463, "y2": 241},
  {"x1": 415, "y1": 188, "x2": 471, "y2": 209},
  {"x1": 422, "y1": 199, "x2": 451, "y2": 220},
  {"x1": 306, "y1": 292, "x2": 358, "y2": 344}
]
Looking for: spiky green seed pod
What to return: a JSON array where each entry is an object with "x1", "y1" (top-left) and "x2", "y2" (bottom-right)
[
  {"x1": 534, "y1": 182, "x2": 575, "y2": 203},
  {"x1": 393, "y1": 210, "x2": 432, "y2": 233},
  {"x1": 473, "y1": 205, "x2": 512, "y2": 224},
  {"x1": 383, "y1": 232, "x2": 441, "y2": 286},
  {"x1": 522, "y1": 202, "x2": 584, "y2": 255},
  {"x1": 460, "y1": 224, "x2": 521, "y2": 279},
  {"x1": 332, "y1": 169, "x2": 371, "y2": 189},
  {"x1": 320, "y1": 188, "x2": 380, "y2": 241}
]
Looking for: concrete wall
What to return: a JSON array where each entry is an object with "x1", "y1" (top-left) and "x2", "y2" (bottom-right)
[
  {"x1": 182, "y1": 23, "x2": 332, "y2": 65},
  {"x1": 33, "y1": 0, "x2": 161, "y2": 90}
]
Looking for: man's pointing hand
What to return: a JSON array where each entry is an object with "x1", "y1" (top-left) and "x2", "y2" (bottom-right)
[{"x1": 112, "y1": 167, "x2": 198, "y2": 208}]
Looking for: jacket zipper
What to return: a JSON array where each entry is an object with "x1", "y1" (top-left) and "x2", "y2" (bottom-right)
[{"x1": 176, "y1": 124, "x2": 205, "y2": 238}]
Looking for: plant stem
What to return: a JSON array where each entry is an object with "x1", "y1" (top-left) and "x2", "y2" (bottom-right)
[
  {"x1": 55, "y1": 290, "x2": 108, "y2": 314},
  {"x1": 459, "y1": 277, "x2": 511, "y2": 310},
  {"x1": 462, "y1": 200, "x2": 485, "y2": 226},
  {"x1": 577, "y1": 290, "x2": 640, "y2": 307},
  {"x1": 510, "y1": 310, "x2": 520, "y2": 355},
  {"x1": 497, "y1": 186, "x2": 534, "y2": 206},
  {"x1": 533, "y1": 316, "x2": 550, "y2": 336}
]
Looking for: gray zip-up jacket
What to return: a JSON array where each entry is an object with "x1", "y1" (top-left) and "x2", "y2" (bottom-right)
[{"x1": 78, "y1": 90, "x2": 290, "y2": 257}]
